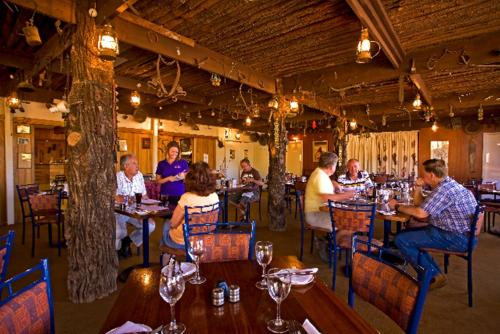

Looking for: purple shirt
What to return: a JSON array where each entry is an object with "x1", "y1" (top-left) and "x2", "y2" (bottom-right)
[{"x1": 156, "y1": 159, "x2": 189, "y2": 196}]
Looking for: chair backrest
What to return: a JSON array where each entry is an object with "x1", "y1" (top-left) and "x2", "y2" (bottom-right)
[
  {"x1": 0, "y1": 259, "x2": 54, "y2": 334},
  {"x1": 373, "y1": 174, "x2": 388, "y2": 184},
  {"x1": 16, "y1": 184, "x2": 40, "y2": 219},
  {"x1": 467, "y1": 205, "x2": 484, "y2": 254},
  {"x1": 183, "y1": 220, "x2": 256, "y2": 263},
  {"x1": 27, "y1": 192, "x2": 63, "y2": 226},
  {"x1": 478, "y1": 183, "x2": 496, "y2": 191},
  {"x1": 184, "y1": 202, "x2": 222, "y2": 234},
  {"x1": 144, "y1": 180, "x2": 161, "y2": 200},
  {"x1": 0, "y1": 231, "x2": 15, "y2": 282},
  {"x1": 349, "y1": 237, "x2": 431, "y2": 334},
  {"x1": 328, "y1": 200, "x2": 377, "y2": 246}
]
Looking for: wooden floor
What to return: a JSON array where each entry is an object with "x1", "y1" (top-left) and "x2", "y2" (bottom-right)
[{"x1": 2, "y1": 193, "x2": 500, "y2": 333}]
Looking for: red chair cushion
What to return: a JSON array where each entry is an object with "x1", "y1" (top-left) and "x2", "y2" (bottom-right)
[
  {"x1": 0, "y1": 281, "x2": 51, "y2": 334},
  {"x1": 190, "y1": 233, "x2": 250, "y2": 263},
  {"x1": 351, "y1": 252, "x2": 418, "y2": 332},
  {"x1": 29, "y1": 194, "x2": 58, "y2": 211},
  {"x1": 144, "y1": 181, "x2": 161, "y2": 200}
]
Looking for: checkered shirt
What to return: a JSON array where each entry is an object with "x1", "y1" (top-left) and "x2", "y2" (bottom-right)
[
  {"x1": 422, "y1": 177, "x2": 477, "y2": 233},
  {"x1": 116, "y1": 171, "x2": 147, "y2": 197}
]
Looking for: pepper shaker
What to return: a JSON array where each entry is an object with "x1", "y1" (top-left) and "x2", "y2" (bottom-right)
[
  {"x1": 212, "y1": 287, "x2": 225, "y2": 307},
  {"x1": 229, "y1": 284, "x2": 240, "y2": 303}
]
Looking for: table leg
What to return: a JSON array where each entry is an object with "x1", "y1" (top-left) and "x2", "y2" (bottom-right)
[
  {"x1": 224, "y1": 190, "x2": 229, "y2": 224},
  {"x1": 383, "y1": 219, "x2": 391, "y2": 247},
  {"x1": 143, "y1": 218, "x2": 149, "y2": 268}
]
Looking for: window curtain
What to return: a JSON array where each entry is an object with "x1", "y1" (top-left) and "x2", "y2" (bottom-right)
[{"x1": 346, "y1": 131, "x2": 418, "y2": 177}]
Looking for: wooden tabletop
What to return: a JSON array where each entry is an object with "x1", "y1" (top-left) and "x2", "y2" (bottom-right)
[
  {"x1": 319, "y1": 204, "x2": 410, "y2": 223},
  {"x1": 100, "y1": 256, "x2": 377, "y2": 334}
]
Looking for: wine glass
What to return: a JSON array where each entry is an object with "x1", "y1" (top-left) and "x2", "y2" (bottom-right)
[
  {"x1": 266, "y1": 268, "x2": 292, "y2": 333},
  {"x1": 188, "y1": 239, "x2": 206, "y2": 284},
  {"x1": 159, "y1": 266, "x2": 186, "y2": 334},
  {"x1": 255, "y1": 241, "x2": 273, "y2": 289}
]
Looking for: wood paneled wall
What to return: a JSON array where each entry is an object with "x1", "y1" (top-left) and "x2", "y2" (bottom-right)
[
  {"x1": 301, "y1": 132, "x2": 335, "y2": 176},
  {"x1": 117, "y1": 128, "x2": 154, "y2": 174},
  {"x1": 194, "y1": 137, "x2": 216, "y2": 168},
  {"x1": 418, "y1": 127, "x2": 483, "y2": 183}
]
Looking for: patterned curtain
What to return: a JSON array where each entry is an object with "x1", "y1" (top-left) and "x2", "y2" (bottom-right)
[{"x1": 346, "y1": 131, "x2": 418, "y2": 177}]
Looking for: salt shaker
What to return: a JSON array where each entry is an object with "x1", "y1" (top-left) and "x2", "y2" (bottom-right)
[
  {"x1": 212, "y1": 288, "x2": 225, "y2": 307},
  {"x1": 229, "y1": 284, "x2": 240, "y2": 303}
]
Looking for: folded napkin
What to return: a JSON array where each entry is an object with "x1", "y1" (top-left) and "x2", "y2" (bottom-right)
[
  {"x1": 277, "y1": 268, "x2": 318, "y2": 285},
  {"x1": 377, "y1": 210, "x2": 396, "y2": 216},
  {"x1": 303, "y1": 319, "x2": 321, "y2": 334},
  {"x1": 106, "y1": 321, "x2": 152, "y2": 334}
]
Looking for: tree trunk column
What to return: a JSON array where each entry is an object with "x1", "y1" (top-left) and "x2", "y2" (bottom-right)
[
  {"x1": 66, "y1": 0, "x2": 118, "y2": 303},
  {"x1": 267, "y1": 98, "x2": 287, "y2": 232}
]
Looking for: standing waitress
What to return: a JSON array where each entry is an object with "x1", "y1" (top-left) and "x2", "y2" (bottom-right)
[{"x1": 156, "y1": 141, "x2": 189, "y2": 205}]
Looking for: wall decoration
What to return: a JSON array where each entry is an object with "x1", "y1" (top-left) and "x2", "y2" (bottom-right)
[
  {"x1": 16, "y1": 124, "x2": 31, "y2": 134},
  {"x1": 118, "y1": 139, "x2": 128, "y2": 152},
  {"x1": 468, "y1": 138, "x2": 477, "y2": 172},
  {"x1": 17, "y1": 138, "x2": 30, "y2": 145},
  {"x1": 18, "y1": 153, "x2": 32, "y2": 169},
  {"x1": 430, "y1": 141, "x2": 449, "y2": 166},
  {"x1": 229, "y1": 149, "x2": 235, "y2": 160},
  {"x1": 142, "y1": 137, "x2": 151, "y2": 149},
  {"x1": 312, "y1": 140, "x2": 328, "y2": 162},
  {"x1": 244, "y1": 149, "x2": 249, "y2": 158}
]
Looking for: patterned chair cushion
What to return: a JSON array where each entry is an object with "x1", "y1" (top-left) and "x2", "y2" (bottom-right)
[
  {"x1": 351, "y1": 252, "x2": 418, "y2": 332},
  {"x1": 0, "y1": 281, "x2": 51, "y2": 334},
  {"x1": 190, "y1": 233, "x2": 250, "y2": 263},
  {"x1": 29, "y1": 194, "x2": 58, "y2": 211},
  {"x1": 333, "y1": 210, "x2": 371, "y2": 233},
  {"x1": 337, "y1": 233, "x2": 383, "y2": 250},
  {"x1": 189, "y1": 210, "x2": 219, "y2": 234},
  {"x1": 145, "y1": 181, "x2": 161, "y2": 200}
]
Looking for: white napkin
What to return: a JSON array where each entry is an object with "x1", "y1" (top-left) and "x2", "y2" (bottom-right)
[
  {"x1": 105, "y1": 321, "x2": 152, "y2": 334},
  {"x1": 303, "y1": 319, "x2": 321, "y2": 334},
  {"x1": 377, "y1": 210, "x2": 396, "y2": 215},
  {"x1": 277, "y1": 268, "x2": 318, "y2": 285}
]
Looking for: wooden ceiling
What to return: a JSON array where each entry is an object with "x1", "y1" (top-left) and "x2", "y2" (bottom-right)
[{"x1": 1, "y1": 0, "x2": 499, "y2": 132}]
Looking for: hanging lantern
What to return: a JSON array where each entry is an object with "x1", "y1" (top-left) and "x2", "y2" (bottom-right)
[
  {"x1": 290, "y1": 96, "x2": 299, "y2": 112},
  {"x1": 210, "y1": 109, "x2": 216, "y2": 117},
  {"x1": 7, "y1": 92, "x2": 21, "y2": 109},
  {"x1": 245, "y1": 115, "x2": 252, "y2": 126},
  {"x1": 356, "y1": 28, "x2": 380, "y2": 64},
  {"x1": 197, "y1": 111, "x2": 202, "y2": 119},
  {"x1": 477, "y1": 104, "x2": 484, "y2": 121},
  {"x1": 448, "y1": 105, "x2": 455, "y2": 118},
  {"x1": 210, "y1": 73, "x2": 221, "y2": 87},
  {"x1": 312, "y1": 120, "x2": 317, "y2": 129},
  {"x1": 130, "y1": 90, "x2": 141, "y2": 107},
  {"x1": 267, "y1": 96, "x2": 279, "y2": 110},
  {"x1": 251, "y1": 104, "x2": 260, "y2": 118},
  {"x1": 22, "y1": 18, "x2": 42, "y2": 46},
  {"x1": 431, "y1": 121, "x2": 438, "y2": 132},
  {"x1": 349, "y1": 119, "x2": 357, "y2": 130},
  {"x1": 413, "y1": 93, "x2": 422, "y2": 110},
  {"x1": 97, "y1": 24, "x2": 119, "y2": 61}
]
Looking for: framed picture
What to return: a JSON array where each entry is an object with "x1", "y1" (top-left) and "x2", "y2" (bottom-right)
[
  {"x1": 118, "y1": 139, "x2": 128, "y2": 152},
  {"x1": 17, "y1": 137, "x2": 30, "y2": 145},
  {"x1": 16, "y1": 124, "x2": 31, "y2": 134},
  {"x1": 312, "y1": 140, "x2": 328, "y2": 162},
  {"x1": 142, "y1": 137, "x2": 151, "y2": 149},
  {"x1": 18, "y1": 153, "x2": 32, "y2": 169},
  {"x1": 430, "y1": 141, "x2": 449, "y2": 166}
]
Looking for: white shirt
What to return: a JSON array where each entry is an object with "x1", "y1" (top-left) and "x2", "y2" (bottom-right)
[
  {"x1": 305, "y1": 168, "x2": 334, "y2": 213},
  {"x1": 116, "y1": 171, "x2": 147, "y2": 197}
]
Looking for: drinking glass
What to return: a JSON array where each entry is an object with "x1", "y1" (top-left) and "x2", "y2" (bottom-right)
[
  {"x1": 161, "y1": 195, "x2": 169, "y2": 207},
  {"x1": 135, "y1": 192, "x2": 143, "y2": 208},
  {"x1": 159, "y1": 266, "x2": 186, "y2": 334},
  {"x1": 255, "y1": 241, "x2": 273, "y2": 289},
  {"x1": 266, "y1": 268, "x2": 292, "y2": 333},
  {"x1": 188, "y1": 239, "x2": 206, "y2": 284}
]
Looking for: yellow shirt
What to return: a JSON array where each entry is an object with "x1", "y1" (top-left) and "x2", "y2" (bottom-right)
[
  {"x1": 169, "y1": 192, "x2": 220, "y2": 245},
  {"x1": 305, "y1": 168, "x2": 334, "y2": 213}
]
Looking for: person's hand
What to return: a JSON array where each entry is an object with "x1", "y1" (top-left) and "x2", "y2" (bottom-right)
[
  {"x1": 165, "y1": 176, "x2": 176, "y2": 182},
  {"x1": 415, "y1": 178, "x2": 425, "y2": 187},
  {"x1": 336, "y1": 189, "x2": 355, "y2": 201},
  {"x1": 388, "y1": 198, "x2": 398, "y2": 210},
  {"x1": 116, "y1": 195, "x2": 125, "y2": 203}
]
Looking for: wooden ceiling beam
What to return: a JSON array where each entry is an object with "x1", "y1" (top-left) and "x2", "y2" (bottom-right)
[
  {"x1": 409, "y1": 73, "x2": 432, "y2": 106},
  {"x1": 345, "y1": 0, "x2": 405, "y2": 69},
  {"x1": 96, "y1": 0, "x2": 140, "y2": 25},
  {"x1": 7, "y1": 0, "x2": 76, "y2": 23}
]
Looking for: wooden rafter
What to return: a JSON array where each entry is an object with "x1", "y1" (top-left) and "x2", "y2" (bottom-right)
[{"x1": 96, "y1": 0, "x2": 140, "y2": 24}]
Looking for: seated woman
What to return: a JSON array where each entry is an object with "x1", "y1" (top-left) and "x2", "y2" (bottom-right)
[{"x1": 162, "y1": 161, "x2": 219, "y2": 250}]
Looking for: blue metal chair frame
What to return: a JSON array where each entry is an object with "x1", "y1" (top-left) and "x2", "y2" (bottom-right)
[
  {"x1": 349, "y1": 237, "x2": 432, "y2": 334},
  {"x1": 27, "y1": 190, "x2": 64, "y2": 257},
  {"x1": 418, "y1": 204, "x2": 483, "y2": 307},
  {"x1": 15, "y1": 184, "x2": 40, "y2": 245},
  {"x1": 0, "y1": 231, "x2": 15, "y2": 282},
  {"x1": 327, "y1": 200, "x2": 377, "y2": 290},
  {"x1": 296, "y1": 189, "x2": 306, "y2": 261},
  {"x1": 0, "y1": 258, "x2": 55, "y2": 334}
]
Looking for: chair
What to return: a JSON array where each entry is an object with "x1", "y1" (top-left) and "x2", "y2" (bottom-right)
[
  {"x1": 233, "y1": 186, "x2": 262, "y2": 222},
  {"x1": 419, "y1": 205, "x2": 484, "y2": 307},
  {"x1": 183, "y1": 202, "x2": 255, "y2": 262},
  {"x1": 348, "y1": 237, "x2": 432, "y2": 334},
  {"x1": 0, "y1": 259, "x2": 55, "y2": 334},
  {"x1": 373, "y1": 174, "x2": 388, "y2": 184},
  {"x1": 15, "y1": 184, "x2": 40, "y2": 245},
  {"x1": 144, "y1": 180, "x2": 161, "y2": 200},
  {"x1": 294, "y1": 181, "x2": 307, "y2": 219},
  {"x1": 0, "y1": 231, "x2": 15, "y2": 282},
  {"x1": 477, "y1": 183, "x2": 499, "y2": 232},
  {"x1": 27, "y1": 191, "x2": 64, "y2": 257},
  {"x1": 327, "y1": 200, "x2": 380, "y2": 290}
]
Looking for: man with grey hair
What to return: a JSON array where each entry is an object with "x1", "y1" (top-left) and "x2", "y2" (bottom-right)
[
  {"x1": 115, "y1": 154, "x2": 155, "y2": 258},
  {"x1": 305, "y1": 152, "x2": 354, "y2": 231}
]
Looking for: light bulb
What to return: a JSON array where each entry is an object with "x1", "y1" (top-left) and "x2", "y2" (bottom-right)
[
  {"x1": 431, "y1": 121, "x2": 438, "y2": 132},
  {"x1": 245, "y1": 116, "x2": 252, "y2": 126}
]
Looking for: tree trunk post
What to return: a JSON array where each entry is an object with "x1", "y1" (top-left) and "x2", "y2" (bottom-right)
[
  {"x1": 267, "y1": 96, "x2": 288, "y2": 232},
  {"x1": 66, "y1": 0, "x2": 118, "y2": 303}
]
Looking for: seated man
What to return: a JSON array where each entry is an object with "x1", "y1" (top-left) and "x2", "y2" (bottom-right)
[
  {"x1": 336, "y1": 158, "x2": 374, "y2": 192},
  {"x1": 389, "y1": 159, "x2": 477, "y2": 288},
  {"x1": 115, "y1": 154, "x2": 155, "y2": 258},
  {"x1": 304, "y1": 152, "x2": 354, "y2": 231},
  {"x1": 229, "y1": 158, "x2": 264, "y2": 218}
]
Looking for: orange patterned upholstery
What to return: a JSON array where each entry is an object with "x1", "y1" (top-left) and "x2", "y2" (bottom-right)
[
  {"x1": 190, "y1": 233, "x2": 250, "y2": 263},
  {"x1": 337, "y1": 234, "x2": 383, "y2": 250},
  {"x1": 0, "y1": 281, "x2": 51, "y2": 334},
  {"x1": 0, "y1": 248, "x2": 6, "y2": 277},
  {"x1": 145, "y1": 181, "x2": 161, "y2": 200},
  {"x1": 351, "y1": 252, "x2": 418, "y2": 331},
  {"x1": 188, "y1": 210, "x2": 219, "y2": 234},
  {"x1": 29, "y1": 194, "x2": 58, "y2": 211},
  {"x1": 333, "y1": 210, "x2": 371, "y2": 233}
]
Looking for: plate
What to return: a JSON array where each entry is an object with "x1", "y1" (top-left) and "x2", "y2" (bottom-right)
[
  {"x1": 277, "y1": 268, "x2": 317, "y2": 286},
  {"x1": 141, "y1": 198, "x2": 161, "y2": 205},
  {"x1": 161, "y1": 262, "x2": 196, "y2": 278}
]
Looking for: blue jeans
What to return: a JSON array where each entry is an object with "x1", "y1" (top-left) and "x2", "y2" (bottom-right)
[
  {"x1": 395, "y1": 225, "x2": 472, "y2": 277},
  {"x1": 162, "y1": 222, "x2": 185, "y2": 249}
]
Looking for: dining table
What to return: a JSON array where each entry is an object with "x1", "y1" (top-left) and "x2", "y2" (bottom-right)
[
  {"x1": 216, "y1": 184, "x2": 247, "y2": 223},
  {"x1": 100, "y1": 256, "x2": 377, "y2": 333}
]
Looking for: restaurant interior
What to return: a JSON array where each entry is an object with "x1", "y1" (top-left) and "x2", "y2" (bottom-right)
[{"x1": 0, "y1": 0, "x2": 499, "y2": 333}]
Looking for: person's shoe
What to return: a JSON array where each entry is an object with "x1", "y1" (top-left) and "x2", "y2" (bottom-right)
[
  {"x1": 120, "y1": 236, "x2": 132, "y2": 258},
  {"x1": 429, "y1": 273, "x2": 447, "y2": 290}
]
